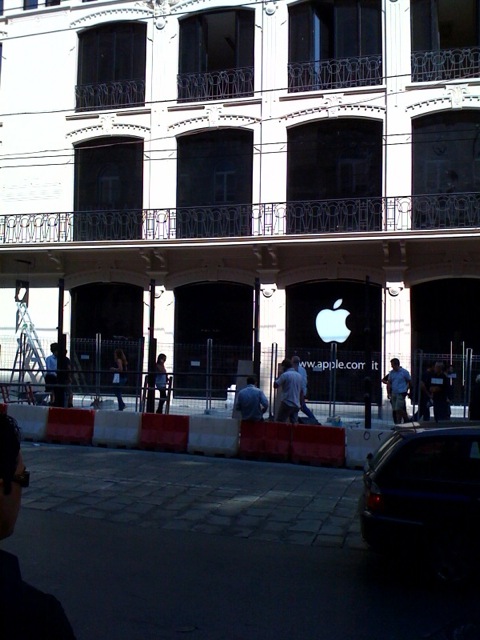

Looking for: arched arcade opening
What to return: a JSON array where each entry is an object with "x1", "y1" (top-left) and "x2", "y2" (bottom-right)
[
  {"x1": 286, "y1": 280, "x2": 383, "y2": 404},
  {"x1": 174, "y1": 282, "x2": 253, "y2": 398}
]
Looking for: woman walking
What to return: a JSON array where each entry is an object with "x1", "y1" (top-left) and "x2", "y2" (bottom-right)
[
  {"x1": 111, "y1": 349, "x2": 128, "y2": 411},
  {"x1": 155, "y1": 353, "x2": 168, "y2": 414}
]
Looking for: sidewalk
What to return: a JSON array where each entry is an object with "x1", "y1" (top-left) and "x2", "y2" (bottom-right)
[{"x1": 20, "y1": 442, "x2": 366, "y2": 550}]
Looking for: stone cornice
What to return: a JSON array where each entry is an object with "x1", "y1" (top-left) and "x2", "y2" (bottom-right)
[
  {"x1": 406, "y1": 86, "x2": 480, "y2": 116},
  {"x1": 282, "y1": 102, "x2": 385, "y2": 123},
  {"x1": 168, "y1": 111, "x2": 260, "y2": 134},
  {"x1": 280, "y1": 263, "x2": 385, "y2": 288},
  {"x1": 165, "y1": 266, "x2": 253, "y2": 288},
  {"x1": 70, "y1": 7, "x2": 151, "y2": 29},
  {"x1": 65, "y1": 268, "x2": 149, "y2": 289},
  {"x1": 170, "y1": 0, "x2": 249, "y2": 12},
  {"x1": 66, "y1": 114, "x2": 150, "y2": 141}
]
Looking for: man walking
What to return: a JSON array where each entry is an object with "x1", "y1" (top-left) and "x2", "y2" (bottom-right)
[
  {"x1": 386, "y1": 357, "x2": 412, "y2": 424},
  {"x1": 235, "y1": 376, "x2": 269, "y2": 421},
  {"x1": 274, "y1": 359, "x2": 304, "y2": 423},
  {"x1": 291, "y1": 355, "x2": 319, "y2": 424},
  {"x1": 44, "y1": 342, "x2": 58, "y2": 405}
]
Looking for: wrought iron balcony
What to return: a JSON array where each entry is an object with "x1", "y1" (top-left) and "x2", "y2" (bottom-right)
[
  {"x1": 288, "y1": 54, "x2": 383, "y2": 92},
  {"x1": 177, "y1": 67, "x2": 254, "y2": 102},
  {"x1": 411, "y1": 47, "x2": 480, "y2": 82},
  {"x1": 285, "y1": 199, "x2": 383, "y2": 233},
  {"x1": 75, "y1": 79, "x2": 146, "y2": 112},
  {"x1": 175, "y1": 206, "x2": 252, "y2": 238},
  {"x1": 1, "y1": 194, "x2": 480, "y2": 245},
  {"x1": 410, "y1": 192, "x2": 480, "y2": 229}
]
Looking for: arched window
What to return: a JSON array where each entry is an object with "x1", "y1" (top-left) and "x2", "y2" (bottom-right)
[
  {"x1": 74, "y1": 137, "x2": 144, "y2": 240},
  {"x1": 288, "y1": 0, "x2": 382, "y2": 91},
  {"x1": 178, "y1": 10, "x2": 254, "y2": 101},
  {"x1": 411, "y1": 0, "x2": 480, "y2": 81},
  {"x1": 76, "y1": 22, "x2": 146, "y2": 111}
]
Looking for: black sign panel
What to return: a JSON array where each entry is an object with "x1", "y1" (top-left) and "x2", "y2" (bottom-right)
[{"x1": 286, "y1": 281, "x2": 382, "y2": 403}]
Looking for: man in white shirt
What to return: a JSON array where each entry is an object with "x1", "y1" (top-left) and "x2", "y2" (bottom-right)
[
  {"x1": 274, "y1": 359, "x2": 304, "y2": 423},
  {"x1": 44, "y1": 342, "x2": 58, "y2": 405}
]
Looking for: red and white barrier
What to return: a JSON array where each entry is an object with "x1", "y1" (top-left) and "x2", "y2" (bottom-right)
[
  {"x1": 46, "y1": 407, "x2": 95, "y2": 445},
  {"x1": 139, "y1": 414, "x2": 189, "y2": 452},
  {"x1": 93, "y1": 411, "x2": 142, "y2": 448},
  {"x1": 188, "y1": 416, "x2": 240, "y2": 457},
  {"x1": 7, "y1": 404, "x2": 49, "y2": 442}
]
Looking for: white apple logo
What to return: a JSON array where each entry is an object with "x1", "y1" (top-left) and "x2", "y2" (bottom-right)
[{"x1": 315, "y1": 299, "x2": 351, "y2": 344}]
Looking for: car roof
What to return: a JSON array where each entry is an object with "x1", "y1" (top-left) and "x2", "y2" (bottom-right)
[{"x1": 393, "y1": 425, "x2": 480, "y2": 439}]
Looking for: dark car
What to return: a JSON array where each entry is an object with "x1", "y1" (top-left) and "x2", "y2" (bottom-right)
[{"x1": 359, "y1": 426, "x2": 480, "y2": 582}]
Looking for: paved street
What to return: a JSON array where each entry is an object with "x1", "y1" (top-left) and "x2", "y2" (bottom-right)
[
  {"x1": 3, "y1": 443, "x2": 480, "y2": 640},
  {"x1": 18, "y1": 442, "x2": 366, "y2": 550}
]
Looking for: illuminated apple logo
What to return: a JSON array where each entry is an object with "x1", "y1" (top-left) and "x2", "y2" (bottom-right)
[{"x1": 315, "y1": 299, "x2": 351, "y2": 344}]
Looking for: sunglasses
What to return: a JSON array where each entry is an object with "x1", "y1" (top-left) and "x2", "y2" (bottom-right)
[{"x1": 13, "y1": 469, "x2": 30, "y2": 488}]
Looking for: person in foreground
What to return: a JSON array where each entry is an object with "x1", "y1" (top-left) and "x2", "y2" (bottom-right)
[{"x1": 0, "y1": 413, "x2": 76, "y2": 639}]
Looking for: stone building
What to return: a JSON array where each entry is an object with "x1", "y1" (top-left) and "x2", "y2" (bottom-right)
[{"x1": 0, "y1": 0, "x2": 479, "y2": 406}]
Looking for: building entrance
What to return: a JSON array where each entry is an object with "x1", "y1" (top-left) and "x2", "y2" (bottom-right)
[
  {"x1": 411, "y1": 278, "x2": 480, "y2": 355},
  {"x1": 286, "y1": 280, "x2": 382, "y2": 404},
  {"x1": 174, "y1": 282, "x2": 253, "y2": 398}
]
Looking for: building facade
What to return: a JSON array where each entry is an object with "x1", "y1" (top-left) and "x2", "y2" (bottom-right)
[{"x1": 1, "y1": 0, "x2": 480, "y2": 405}]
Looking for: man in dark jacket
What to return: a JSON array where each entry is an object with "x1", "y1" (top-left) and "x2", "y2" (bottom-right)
[{"x1": 0, "y1": 413, "x2": 76, "y2": 639}]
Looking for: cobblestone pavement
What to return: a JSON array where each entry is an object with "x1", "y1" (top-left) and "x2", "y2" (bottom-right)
[{"x1": 20, "y1": 442, "x2": 367, "y2": 550}]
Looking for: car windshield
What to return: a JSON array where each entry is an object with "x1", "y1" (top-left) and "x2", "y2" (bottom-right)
[{"x1": 367, "y1": 432, "x2": 405, "y2": 471}]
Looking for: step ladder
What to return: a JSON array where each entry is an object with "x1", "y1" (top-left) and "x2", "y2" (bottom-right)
[
  {"x1": 10, "y1": 301, "x2": 48, "y2": 390},
  {"x1": 140, "y1": 375, "x2": 172, "y2": 414}
]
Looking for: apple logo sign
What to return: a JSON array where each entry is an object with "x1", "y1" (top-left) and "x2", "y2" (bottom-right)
[{"x1": 315, "y1": 298, "x2": 351, "y2": 344}]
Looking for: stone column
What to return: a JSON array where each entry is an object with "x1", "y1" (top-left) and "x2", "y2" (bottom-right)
[{"x1": 383, "y1": 282, "x2": 413, "y2": 414}]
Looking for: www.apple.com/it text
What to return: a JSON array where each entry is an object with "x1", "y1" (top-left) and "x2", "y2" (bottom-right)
[{"x1": 301, "y1": 360, "x2": 380, "y2": 371}]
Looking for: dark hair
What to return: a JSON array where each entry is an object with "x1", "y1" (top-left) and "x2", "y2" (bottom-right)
[
  {"x1": 246, "y1": 376, "x2": 256, "y2": 385},
  {"x1": 114, "y1": 349, "x2": 128, "y2": 366},
  {"x1": 0, "y1": 414, "x2": 21, "y2": 496},
  {"x1": 281, "y1": 359, "x2": 292, "y2": 370},
  {"x1": 50, "y1": 343, "x2": 58, "y2": 352},
  {"x1": 157, "y1": 353, "x2": 167, "y2": 362},
  {"x1": 390, "y1": 358, "x2": 400, "y2": 367}
]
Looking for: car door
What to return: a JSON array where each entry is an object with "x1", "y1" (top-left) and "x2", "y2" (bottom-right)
[{"x1": 376, "y1": 435, "x2": 471, "y2": 527}]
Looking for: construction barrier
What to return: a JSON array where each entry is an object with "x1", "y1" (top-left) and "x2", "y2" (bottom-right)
[
  {"x1": 238, "y1": 421, "x2": 291, "y2": 461},
  {"x1": 344, "y1": 427, "x2": 393, "y2": 469},
  {"x1": 5, "y1": 404, "x2": 416, "y2": 472},
  {"x1": 187, "y1": 416, "x2": 240, "y2": 457},
  {"x1": 46, "y1": 407, "x2": 95, "y2": 445},
  {"x1": 7, "y1": 404, "x2": 49, "y2": 442},
  {"x1": 139, "y1": 414, "x2": 189, "y2": 452},
  {"x1": 291, "y1": 424, "x2": 346, "y2": 467},
  {"x1": 92, "y1": 411, "x2": 142, "y2": 448}
]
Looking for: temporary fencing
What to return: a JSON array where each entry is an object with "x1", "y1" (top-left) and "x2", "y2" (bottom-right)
[{"x1": 2, "y1": 335, "x2": 480, "y2": 427}]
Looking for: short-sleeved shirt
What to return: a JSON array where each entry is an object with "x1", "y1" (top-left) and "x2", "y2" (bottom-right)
[
  {"x1": 235, "y1": 384, "x2": 268, "y2": 421},
  {"x1": 293, "y1": 364, "x2": 308, "y2": 395},
  {"x1": 388, "y1": 367, "x2": 411, "y2": 394},
  {"x1": 275, "y1": 369, "x2": 303, "y2": 409},
  {"x1": 45, "y1": 354, "x2": 57, "y2": 374}
]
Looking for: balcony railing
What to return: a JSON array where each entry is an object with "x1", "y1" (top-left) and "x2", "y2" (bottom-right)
[
  {"x1": 288, "y1": 54, "x2": 383, "y2": 92},
  {"x1": 75, "y1": 79, "x2": 146, "y2": 112},
  {"x1": 1, "y1": 194, "x2": 480, "y2": 244},
  {"x1": 411, "y1": 192, "x2": 480, "y2": 229},
  {"x1": 411, "y1": 47, "x2": 480, "y2": 82},
  {"x1": 177, "y1": 67, "x2": 254, "y2": 102}
]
